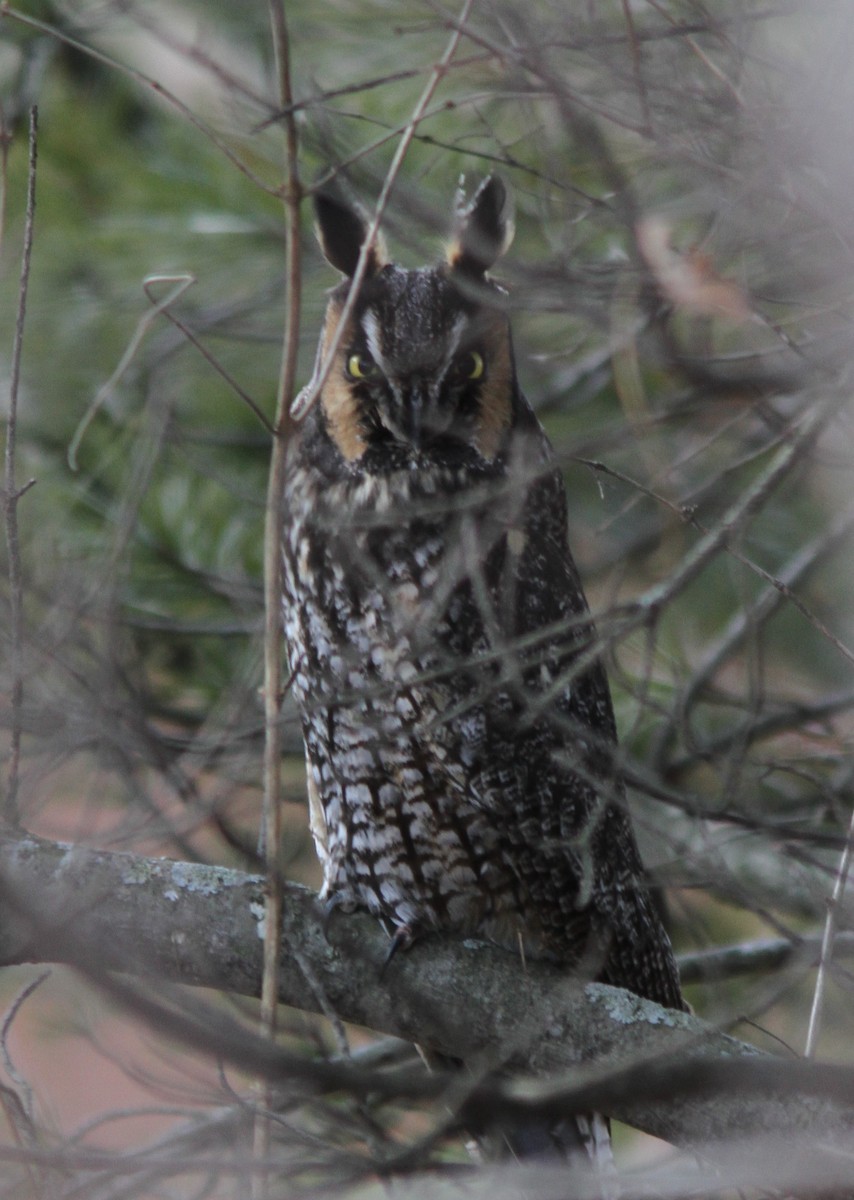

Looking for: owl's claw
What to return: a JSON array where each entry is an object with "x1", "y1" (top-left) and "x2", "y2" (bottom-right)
[
  {"x1": 380, "y1": 924, "x2": 416, "y2": 978},
  {"x1": 322, "y1": 891, "x2": 355, "y2": 941}
]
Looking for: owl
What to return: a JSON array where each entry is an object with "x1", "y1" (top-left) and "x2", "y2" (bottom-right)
[{"x1": 282, "y1": 176, "x2": 685, "y2": 1163}]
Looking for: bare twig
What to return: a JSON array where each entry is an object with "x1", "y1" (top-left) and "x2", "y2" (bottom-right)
[
  {"x1": 255, "y1": 53, "x2": 495, "y2": 130},
  {"x1": 697, "y1": 499, "x2": 854, "y2": 685},
  {"x1": 0, "y1": 970, "x2": 51, "y2": 1198},
  {"x1": 677, "y1": 933, "x2": 854, "y2": 986},
  {"x1": 2, "y1": 105, "x2": 38, "y2": 828},
  {"x1": 1, "y1": 6, "x2": 283, "y2": 198},
  {"x1": 290, "y1": 0, "x2": 475, "y2": 421},
  {"x1": 0, "y1": 968, "x2": 49, "y2": 1118},
  {"x1": 0, "y1": 95, "x2": 8, "y2": 266},
  {"x1": 805, "y1": 790, "x2": 854, "y2": 1056},
  {"x1": 141, "y1": 276, "x2": 273, "y2": 435},
  {"x1": 620, "y1": 0, "x2": 652, "y2": 133},
  {"x1": 254, "y1": 0, "x2": 303, "y2": 1185},
  {"x1": 67, "y1": 273, "x2": 197, "y2": 470},
  {"x1": 643, "y1": 0, "x2": 745, "y2": 107}
]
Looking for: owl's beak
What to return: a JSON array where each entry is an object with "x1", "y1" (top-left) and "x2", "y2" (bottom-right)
[
  {"x1": 404, "y1": 387, "x2": 427, "y2": 448},
  {"x1": 401, "y1": 382, "x2": 449, "y2": 449},
  {"x1": 379, "y1": 380, "x2": 450, "y2": 449}
]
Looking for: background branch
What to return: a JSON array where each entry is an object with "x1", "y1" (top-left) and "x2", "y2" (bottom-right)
[{"x1": 1, "y1": 105, "x2": 37, "y2": 828}]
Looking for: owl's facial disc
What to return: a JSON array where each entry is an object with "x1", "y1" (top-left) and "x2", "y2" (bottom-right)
[
  {"x1": 349, "y1": 338, "x2": 484, "y2": 452},
  {"x1": 346, "y1": 273, "x2": 496, "y2": 453},
  {"x1": 317, "y1": 265, "x2": 514, "y2": 463}
]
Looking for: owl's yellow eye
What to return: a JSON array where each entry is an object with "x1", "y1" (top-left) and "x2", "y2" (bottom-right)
[
  {"x1": 456, "y1": 350, "x2": 484, "y2": 381},
  {"x1": 346, "y1": 352, "x2": 378, "y2": 380}
]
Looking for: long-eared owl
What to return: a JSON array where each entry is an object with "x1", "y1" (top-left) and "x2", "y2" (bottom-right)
[{"x1": 282, "y1": 176, "x2": 684, "y2": 1017}]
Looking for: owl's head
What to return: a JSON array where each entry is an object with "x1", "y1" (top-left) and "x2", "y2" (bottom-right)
[{"x1": 301, "y1": 177, "x2": 518, "y2": 465}]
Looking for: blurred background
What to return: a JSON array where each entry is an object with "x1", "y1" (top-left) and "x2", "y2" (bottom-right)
[{"x1": 1, "y1": 0, "x2": 854, "y2": 1195}]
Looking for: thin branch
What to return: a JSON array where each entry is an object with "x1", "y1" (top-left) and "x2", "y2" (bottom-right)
[
  {"x1": 620, "y1": 0, "x2": 652, "y2": 133},
  {"x1": 0, "y1": 970, "x2": 51, "y2": 1199},
  {"x1": 0, "y1": 969, "x2": 48, "y2": 1117},
  {"x1": 1, "y1": 6, "x2": 283, "y2": 199},
  {"x1": 2, "y1": 105, "x2": 38, "y2": 828},
  {"x1": 677, "y1": 933, "x2": 854, "y2": 986},
  {"x1": 669, "y1": 501, "x2": 854, "y2": 755},
  {"x1": 664, "y1": 686, "x2": 854, "y2": 779},
  {"x1": 67, "y1": 274, "x2": 197, "y2": 470},
  {"x1": 805, "y1": 792, "x2": 854, "y2": 1056},
  {"x1": 523, "y1": 402, "x2": 836, "y2": 730},
  {"x1": 290, "y1": 0, "x2": 475, "y2": 422},
  {"x1": 624, "y1": 400, "x2": 836, "y2": 630},
  {"x1": 643, "y1": 0, "x2": 745, "y2": 108},
  {"x1": 140, "y1": 277, "x2": 273, "y2": 435},
  {"x1": 255, "y1": 52, "x2": 496, "y2": 130},
  {"x1": 255, "y1": 0, "x2": 302, "y2": 1184},
  {"x1": 120, "y1": 4, "x2": 272, "y2": 112}
]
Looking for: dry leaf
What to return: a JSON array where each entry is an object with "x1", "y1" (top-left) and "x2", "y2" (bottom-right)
[{"x1": 636, "y1": 215, "x2": 755, "y2": 322}]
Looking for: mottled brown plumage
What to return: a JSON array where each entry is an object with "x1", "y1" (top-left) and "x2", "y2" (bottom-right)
[{"x1": 282, "y1": 176, "x2": 685, "y2": 1171}]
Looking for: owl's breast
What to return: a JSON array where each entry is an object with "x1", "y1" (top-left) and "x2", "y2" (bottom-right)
[
  {"x1": 283, "y1": 461, "x2": 466, "y2": 694},
  {"x1": 281, "y1": 459, "x2": 529, "y2": 940}
]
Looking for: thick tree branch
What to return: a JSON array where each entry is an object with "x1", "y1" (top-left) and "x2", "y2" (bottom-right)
[{"x1": 0, "y1": 833, "x2": 850, "y2": 1164}]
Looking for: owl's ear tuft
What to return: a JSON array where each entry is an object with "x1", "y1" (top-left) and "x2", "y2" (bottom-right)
[
  {"x1": 448, "y1": 175, "x2": 514, "y2": 278},
  {"x1": 314, "y1": 186, "x2": 386, "y2": 279}
]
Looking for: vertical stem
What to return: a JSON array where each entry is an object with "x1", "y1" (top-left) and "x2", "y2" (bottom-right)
[
  {"x1": 254, "y1": 2, "x2": 301, "y2": 1189},
  {"x1": 620, "y1": 0, "x2": 651, "y2": 134},
  {"x1": 290, "y1": 0, "x2": 474, "y2": 421},
  {"x1": 3, "y1": 106, "x2": 38, "y2": 828},
  {"x1": 254, "y1": 0, "x2": 469, "y2": 1176},
  {"x1": 804, "y1": 797, "x2": 854, "y2": 1057}
]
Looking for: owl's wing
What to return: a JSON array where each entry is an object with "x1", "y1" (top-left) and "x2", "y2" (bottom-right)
[
  {"x1": 442, "y1": 424, "x2": 685, "y2": 1007},
  {"x1": 463, "y1": 426, "x2": 618, "y2": 836}
]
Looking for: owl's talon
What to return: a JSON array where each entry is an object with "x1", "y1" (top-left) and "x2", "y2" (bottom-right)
[
  {"x1": 380, "y1": 925, "x2": 416, "y2": 978},
  {"x1": 322, "y1": 891, "x2": 354, "y2": 941}
]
